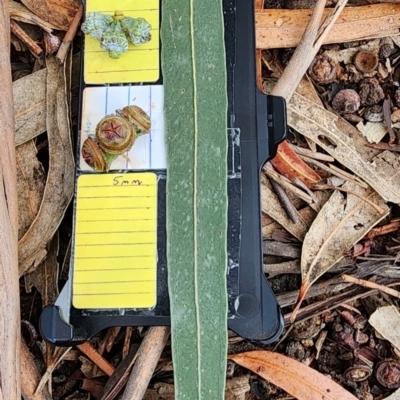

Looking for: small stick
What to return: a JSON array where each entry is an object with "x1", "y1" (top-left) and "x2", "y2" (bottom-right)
[
  {"x1": 123, "y1": 327, "x2": 133, "y2": 359},
  {"x1": 292, "y1": 144, "x2": 335, "y2": 162},
  {"x1": 299, "y1": 154, "x2": 368, "y2": 188},
  {"x1": 293, "y1": 178, "x2": 320, "y2": 209},
  {"x1": 263, "y1": 164, "x2": 314, "y2": 204},
  {"x1": 56, "y1": 4, "x2": 83, "y2": 63},
  {"x1": 34, "y1": 347, "x2": 71, "y2": 396},
  {"x1": 10, "y1": 19, "x2": 42, "y2": 56},
  {"x1": 122, "y1": 326, "x2": 170, "y2": 400},
  {"x1": 77, "y1": 342, "x2": 115, "y2": 377},
  {"x1": 315, "y1": 330, "x2": 328, "y2": 360},
  {"x1": 313, "y1": 183, "x2": 385, "y2": 214},
  {"x1": 342, "y1": 274, "x2": 400, "y2": 299},
  {"x1": 366, "y1": 220, "x2": 400, "y2": 239},
  {"x1": 328, "y1": 164, "x2": 368, "y2": 188},
  {"x1": 270, "y1": 178, "x2": 299, "y2": 223}
]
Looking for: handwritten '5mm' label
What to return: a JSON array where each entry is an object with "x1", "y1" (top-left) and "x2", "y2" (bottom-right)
[{"x1": 72, "y1": 173, "x2": 157, "y2": 309}]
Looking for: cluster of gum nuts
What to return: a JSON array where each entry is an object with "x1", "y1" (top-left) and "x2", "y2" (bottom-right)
[{"x1": 82, "y1": 105, "x2": 151, "y2": 172}]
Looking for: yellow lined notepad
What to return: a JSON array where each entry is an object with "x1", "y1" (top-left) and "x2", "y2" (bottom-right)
[
  {"x1": 72, "y1": 173, "x2": 158, "y2": 309},
  {"x1": 84, "y1": 0, "x2": 159, "y2": 84}
]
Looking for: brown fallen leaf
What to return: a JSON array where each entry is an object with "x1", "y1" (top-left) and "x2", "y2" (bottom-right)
[
  {"x1": 18, "y1": 55, "x2": 75, "y2": 275},
  {"x1": 20, "y1": 0, "x2": 80, "y2": 31},
  {"x1": 270, "y1": 140, "x2": 322, "y2": 187},
  {"x1": 229, "y1": 350, "x2": 358, "y2": 400},
  {"x1": 14, "y1": 53, "x2": 80, "y2": 146},
  {"x1": 369, "y1": 305, "x2": 400, "y2": 352},
  {"x1": 288, "y1": 92, "x2": 400, "y2": 204},
  {"x1": 292, "y1": 182, "x2": 389, "y2": 321},
  {"x1": 16, "y1": 140, "x2": 46, "y2": 239}
]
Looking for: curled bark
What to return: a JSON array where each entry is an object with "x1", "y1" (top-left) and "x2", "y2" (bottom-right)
[{"x1": 0, "y1": 1, "x2": 20, "y2": 399}]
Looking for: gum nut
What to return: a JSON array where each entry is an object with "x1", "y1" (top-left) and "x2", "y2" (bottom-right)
[
  {"x1": 120, "y1": 17, "x2": 152, "y2": 45},
  {"x1": 332, "y1": 89, "x2": 360, "y2": 114},
  {"x1": 81, "y1": 137, "x2": 107, "y2": 172},
  {"x1": 81, "y1": 12, "x2": 113, "y2": 41},
  {"x1": 95, "y1": 115, "x2": 136, "y2": 155},
  {"x1": 100, "y1": 20, "x2": 129, "y2": 58},
  {"x1": 354, "y1": 50, "x2": 379, "y2": 73},
  {"x1": 308, "y1": 55, "x2": 337, "y2": 84},
  {"x1": 117, "y1": 105, "x2": 151, "y2": 133}
]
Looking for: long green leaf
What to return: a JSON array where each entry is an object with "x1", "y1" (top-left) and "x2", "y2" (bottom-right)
[{"x1": 161, "y1": 0, "x2": 228, "y2": 399}]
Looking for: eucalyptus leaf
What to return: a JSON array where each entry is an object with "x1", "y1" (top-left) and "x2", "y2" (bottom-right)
[{"x1": 161, "y1": 1, "x2": 228, "y2": 399}]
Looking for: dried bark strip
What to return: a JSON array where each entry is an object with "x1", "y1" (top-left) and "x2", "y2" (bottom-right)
[
  {"x1": 56, "y1": 3, "x2": 82, "y2": 63},
  {"x1": 255, "y1": 4, "x2": 400, "y2": 49},
  {"x1": 16, "y1": 140, "x2": 46, "y2": 239},
  {"x1": 19, "y1": 0, "x2": 80, "y2": 31},
  {"x1": 9, "y1": 0, "x2": 55, "y2": 32},
  {"x1": 21, "y1": 339, "x2": 51, "y2": 400},
  {"x1": 0, "y1": 1, "x2": 20, "y2": 398},
  {"x1": 10, "y1": 19, "x2": 43, "y2": 55},
  {"x1": 18, "y1": 55, "x2": 75, "y2": 275}
]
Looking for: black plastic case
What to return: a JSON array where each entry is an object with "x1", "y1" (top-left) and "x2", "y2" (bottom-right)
[{"x1": 40, "y1": 0, "x2": 287, "y2": 345}]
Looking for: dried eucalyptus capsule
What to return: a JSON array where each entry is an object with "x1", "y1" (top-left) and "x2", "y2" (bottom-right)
[
  {"x1": 95, "y1": 115, "x2": 136, "y2": 155},
  {"x1": 81, "y1": 136, "x2": 117, "y2": 172},
  {"x1": 116, "y1": 105, "x2": 151, "y2": 135},
  {"x1": 81, "y1": 12, "x2": 113, "y2": 41},
  {"x1": 120, "y1": 17, "x2": 152, "y2": 46}
]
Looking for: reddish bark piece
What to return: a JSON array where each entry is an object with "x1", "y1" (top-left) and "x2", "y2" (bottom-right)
[
  {"x1": 230, "y1": 351, "x2": 358, "y2": 400},
  {"x1": 270, "y1": 141, "x2": 322, "y2": 187},
  {"x1": 20, "y1": 0, "x2": 80, "y2": 31}
]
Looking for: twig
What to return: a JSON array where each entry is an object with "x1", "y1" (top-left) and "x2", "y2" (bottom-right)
[
  {"x1": 77, "y1": 342, "x2": 115, "y2": 377},
  {"x1": 269, "y1": 178, "x2": 299, "y2": 223},
  {"x1": 366, "y1": 220, "x2": 400, "y2": 239},
  {"x1": 342, "y1": 274, "x2": 400, "y2": 299},
  {"x1": 10, "y1": 19, "x2": 42, "y2": 56},
  {"x1": 293, "y1": 178, "x2": 321, "y2": 210},
  {"x1": 34, "y1": 347, "x2": 71, "y2": 396},
  {"x1": 312, "y1": 183, "x2": 385, "y2": 214},
  {"x1": 263, "y1": 164, "x2": 314, "y2": 204},
  {"x1": 56, "y1": 4, "x2": 83, "y2": 63},
  {"x1": 122, "y1": 326, "x2": 170, "y2": 400},
  {"x1": 291, "y1": 144, "x2": 335, "y2": 162},
  {"x1": 328, "y1": 163, "x2": 368, "y2": 187},
  {"x1": 298, "y1": 153, "x2": 367, "y2": 187}
]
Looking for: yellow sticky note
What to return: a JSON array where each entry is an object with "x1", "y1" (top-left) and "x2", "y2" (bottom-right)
[
  {"x1": 84, "y1": 0, "x2": 159, "y2": 84},
  {"x1": 72, "y1": 173, "x2": 158, "y2": 309}
]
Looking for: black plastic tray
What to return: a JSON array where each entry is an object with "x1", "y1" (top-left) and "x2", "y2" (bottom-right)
[{"x1": 40, "y1": 0, "x2": 287, "y2": 345}]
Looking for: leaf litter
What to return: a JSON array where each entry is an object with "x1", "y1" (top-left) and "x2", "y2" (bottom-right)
[{"x1": 10, "y1": 0, "x2": 400, "y2": 399}]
